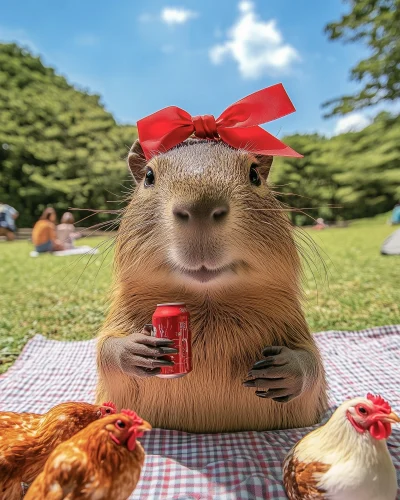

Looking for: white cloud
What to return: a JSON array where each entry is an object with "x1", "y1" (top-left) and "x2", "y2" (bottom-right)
[
  {"x1": 161, "y1": 7, "x2": 198, "y2": 25},
  {"x1": 334, "y1": 113, "x2": 370, "y2": 135},
  {"x1": 209, "y1": 0, "x2": 299, "y2": 79},
  {"x1": 239, "y1": 0, "x2": 253, "y2": 13},
  {"x1": 74, "y1": 34, "x2": 99, "y2": 47}
]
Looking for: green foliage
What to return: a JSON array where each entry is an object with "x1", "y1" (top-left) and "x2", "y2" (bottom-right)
[
  {"x1": 0, "y1": 42, "x2": 398, "y2": 228},
  {"x1": 0, "y1": 43, "x2": 137, "y2": 227},
  {"x1": 271, "y1": 112, "x2": 400, "y2": 224},
  {"x1": 323, "y1": 0, "x2": 400, "y2": 115}
]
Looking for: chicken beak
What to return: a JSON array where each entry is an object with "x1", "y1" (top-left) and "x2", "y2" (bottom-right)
[
  {"x1": 384, "y1": 411, "x2": 400, "y2": 424},
  {"x1": 137, "y1": 420, "x2": 152, "y2": 433},
  {"x1": 126, "y1": 421, "x2": 152, "y2": 451}
]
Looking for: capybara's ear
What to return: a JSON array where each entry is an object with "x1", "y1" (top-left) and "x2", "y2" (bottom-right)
[
  {"x1": 127, "y1": 140, "x2": 147, "y2": 183},
  {"x1": 254, "y1": 155, "x2": 273, "y2": 180}
]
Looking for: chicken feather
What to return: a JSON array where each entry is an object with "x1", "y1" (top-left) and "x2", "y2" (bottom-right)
[
  {"x1": 282, "y1": 395, "x2": 399, "y2": 500},
  {"x1": 0, "y1": 401, "x2": 115, "y2": 500},
  {"x1": 25, "y1": 411, "x2": 151, "y2": 500}
]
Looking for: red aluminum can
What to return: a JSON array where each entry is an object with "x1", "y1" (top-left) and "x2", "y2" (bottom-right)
[{"x1": 152, "y1": 303, "x2": 192, "y2": 378}]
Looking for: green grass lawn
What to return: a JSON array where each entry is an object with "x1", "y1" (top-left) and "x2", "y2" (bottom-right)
[{"x1": 0, "y1": 219, "x2": 399, "y2": 373}]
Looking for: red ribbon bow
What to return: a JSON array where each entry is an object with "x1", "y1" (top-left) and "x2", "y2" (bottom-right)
[{"x1": 137, "y1": 83, "x2": 302, "y2": 160}]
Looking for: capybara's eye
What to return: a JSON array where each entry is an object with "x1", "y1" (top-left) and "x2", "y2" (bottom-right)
[
  {"x1": 144, "y1": 168, "x2": 155, "y2": 187},
  {"x1": 116, "y1": 420, "x2": 126, "y2": 429},
  {"x1": 249, "y1": 164, "x2": 261, "y2": 186}
]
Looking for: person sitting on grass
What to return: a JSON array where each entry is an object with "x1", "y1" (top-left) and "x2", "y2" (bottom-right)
[
  {"x1": 56, "y1": 212, "x2": 81, "y2": 250},
  {"x1": 0, "y1": 202, "x2": 19, "y2": 241},
  {"x1": 32, "y1": 207, "x2": 65, "y2": 253},
  {"x1": 313, "y1": 217, "x2": 328, "y2": 230}
]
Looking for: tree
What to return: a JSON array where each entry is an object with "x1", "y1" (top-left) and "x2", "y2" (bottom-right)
[
  {"x1": 271, "y1": 112, "x2": 400, "y2": 223},
  {"x1": 0, "y1": 43, "x2": 137, "y2": 227},
  {"x1": 270, "y1": 134, "x2": 335, "y2": 226},
  {"x1": 1, "y1": 42, "x2": 399, "y2": 228},
  {"x1": 323, "y1": 0, "x2": 400, "y2": 116}
]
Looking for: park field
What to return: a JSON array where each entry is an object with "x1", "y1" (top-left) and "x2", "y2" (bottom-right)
[{"x1": 0, "y1": 217, "x2": 399, "y2": 373}]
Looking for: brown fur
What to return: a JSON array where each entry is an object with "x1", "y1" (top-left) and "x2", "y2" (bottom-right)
[{"x1": 96, "y1": 139, "x2": 327, "y2": 432}]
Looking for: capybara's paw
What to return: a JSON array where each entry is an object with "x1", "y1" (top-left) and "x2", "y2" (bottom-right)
[
  {"x1": 116, "y1": 325, "x2": 179, "y2": 378},
  {"x1": 243, "y1": 346, "x2": 306, "y2": 402}
]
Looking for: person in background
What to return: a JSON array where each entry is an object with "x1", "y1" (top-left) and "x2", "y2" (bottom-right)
[
  {"x1": 57, "y1": 212, "x2": 81, "y2": 249},
  {"x1": 313, "y1": 217, "x2": 328, "y2": 230},
  {"x1": 32, "y1": 207, "x2": 64, "y2": 253},
  {"x1": 391, "y1": 201, "x2": 400, "y2": 225},
  {"x1": 0, "y1": 202, "x2": 19, "y2": 241}
]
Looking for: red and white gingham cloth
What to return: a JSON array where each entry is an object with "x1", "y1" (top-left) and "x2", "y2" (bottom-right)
[{"x1": 1, "y1": 325, "x2": 399, "y2": 499}]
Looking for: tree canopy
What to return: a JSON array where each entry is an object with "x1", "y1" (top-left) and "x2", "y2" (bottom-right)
[
  {"x1": 271, "y1": 112, "x2": 400, "y2": 224},
  {"x1": 0, "y1": 42, "x2": 399, "y2": 228},
  {"x1": 0, "y1": 43, "x2": 137, "y2": 227},
  {"x1": 323, "y1": 0, "x2": 400, "y2": 115}
]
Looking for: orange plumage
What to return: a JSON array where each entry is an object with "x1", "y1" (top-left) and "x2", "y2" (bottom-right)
[
  {"x1": 25, "y1": 410, "x2": 151, "y2": 500},
  {"x1": 0, "y1": 401, "x2": 116, "y2": 500}
]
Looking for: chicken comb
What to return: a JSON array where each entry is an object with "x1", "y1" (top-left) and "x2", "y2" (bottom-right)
[
  {"x1": 367, "y1": 393, "x2": 391, "y2": 414},
  {"x1": 121, "y1": 409, "x2": 144, "y2": 425},
  {"x1": 102, "y1": 401, "x2": 117, "y2": 413}
]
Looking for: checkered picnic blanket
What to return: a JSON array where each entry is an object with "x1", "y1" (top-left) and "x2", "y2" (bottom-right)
[{"x1": 1, "y1": 325, "x2": 399, "y2": 499}]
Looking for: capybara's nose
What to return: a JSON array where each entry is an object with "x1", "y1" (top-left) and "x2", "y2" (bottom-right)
[{"x1": 173, "y1": 199, "x2": 229, "y2": 225}]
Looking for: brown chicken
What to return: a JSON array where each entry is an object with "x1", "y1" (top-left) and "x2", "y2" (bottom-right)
[
  {"x1": 25, "y1": 409, "x2": 152, "y2": 500},
  {"x1": 0, "y1": 401, "x2": 116, "y2": 500}
]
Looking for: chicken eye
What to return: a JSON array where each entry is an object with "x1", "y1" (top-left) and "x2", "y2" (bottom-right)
[
  {"x1": 249, "y1": 164, "x2": 261, "y2": 186},
  {"x1": 116, "y1": 420, "x2": 126, "y2": 429},
  {"x1": 105, "y1": 408, "x2": 112, "y2": 414},
  {"x1": 144, "y1": 167, "x2": 155, "y2": 187},
  {"x1": 357, "y1": 406, "x2": 368, "y2": 415}
]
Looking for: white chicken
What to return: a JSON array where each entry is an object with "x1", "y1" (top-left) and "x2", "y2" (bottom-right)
[{"x1": 283, "y1": 393, "x2": 399, "y2": 500}]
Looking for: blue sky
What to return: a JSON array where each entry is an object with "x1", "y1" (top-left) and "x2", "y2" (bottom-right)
[{"x1": 0, "y1": 0, "x2": 378, "y2": 137}]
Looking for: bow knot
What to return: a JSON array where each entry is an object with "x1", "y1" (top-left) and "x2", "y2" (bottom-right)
[
  {"x1": 192, "y1": 114, "x2": 219, "y2": 140},
  {"x1": 137, "y1": 84, "x2": 302, "y2": 160}
]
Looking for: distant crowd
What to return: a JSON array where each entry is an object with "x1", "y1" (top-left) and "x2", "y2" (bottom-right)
[{"x1": 0, "y1": 204, "x2": 80, "y2": 253}]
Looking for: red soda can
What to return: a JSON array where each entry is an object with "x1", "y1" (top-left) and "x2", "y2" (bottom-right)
[{"x1": 152, "y1": 303, "x2": 192, "y2": 378}]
